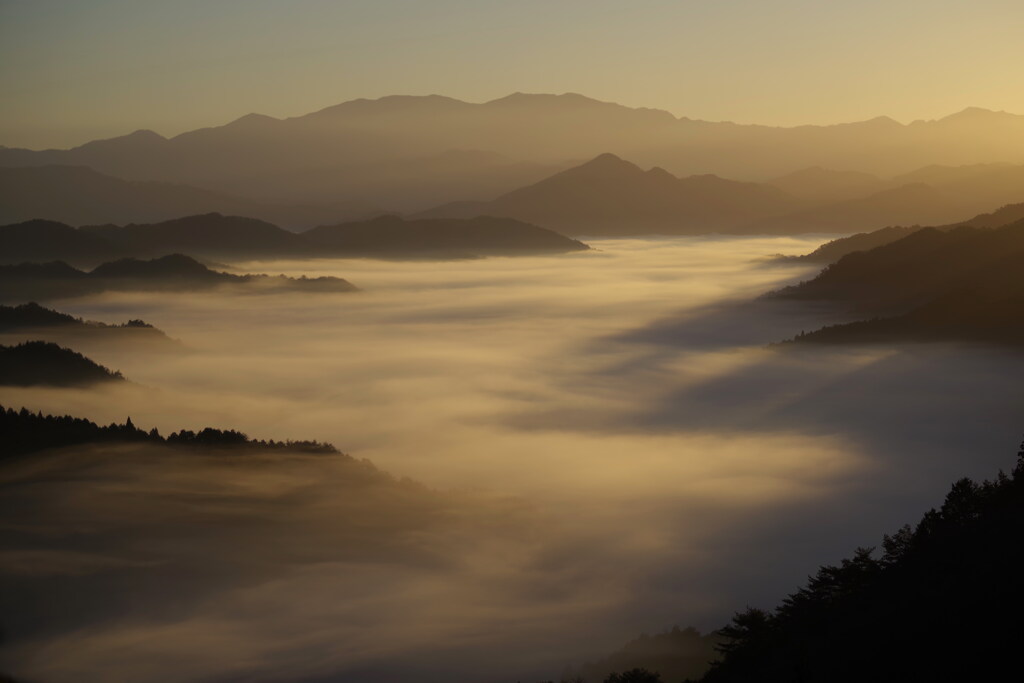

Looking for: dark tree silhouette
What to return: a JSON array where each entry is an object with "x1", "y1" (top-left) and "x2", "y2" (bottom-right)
[
  {"x1": 0, "y1": 340, "x2": 124, "y2": 386},
  {"x1": 603, "y1": 668, "x2": 662, "y2": 683},
  {"x1": 0, "y1": 404, "x2": 339, "y2": 458},
  {"x1": 700, "y1": 439, "x2": 1024, "y2": 683}
]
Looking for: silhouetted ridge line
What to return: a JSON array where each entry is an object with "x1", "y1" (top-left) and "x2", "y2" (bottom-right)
[
  {"x1": 417, "y1": 153, "x2": 801, "y2": 235},
  {"x1": 769, "y1": 221, "x2": 1024, "y2": 346},
  {"x1": 0, "y1": 165, "x2": 385, "y2": 230},
  {"x1": 784, "y1": 201, "x2": 1024, "y2": 265},
  {"x1": 774, "y1": 221, "x2": 1024, "y2": 310},
  {"x1": 4, "y1": 94, "x2": 1024, "y2": 204},
  {"x1": 0, "y1": 302, "x2": 177, "y2": 353},
  {"x1": 698, "y1": 441, "x2": 1024, "y2": 683},
  {"x1": 0, "y1": 253, "x2": 357, "y2": 302},
  {"x1": 0, "y1": 404, "x2": 339, "y2": 458},
  {"x1": 0, "y1": 341, "x2": 124, "y2": 386},
  {"x1": 302, "y1": 214, "x2": 589, "y2": 255},
  {"x1": 783, "y1": 290, "x2": 1024, "y2": 347},
  {"x1": 1, "y1": 213, "x2": 586, "y2": 265}
]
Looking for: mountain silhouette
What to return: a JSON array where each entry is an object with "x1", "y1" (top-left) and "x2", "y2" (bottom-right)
[
  {"x1": 302, "y1": 214, "x2": 589, "y2": 256},
  {"x1": 0, "y1": 302, "x2": 176, "y2": 351},
  {"x1": 82, "y1": 213, "x2": 306, "y2": 259},
  {"x1": 787, "y1": 201, "x2": 1024, "y2": 264},
  {"x1": 775, "y1": 221, "x2": 1024, "y2": 313},
  {"x1": 0, "y1": 341, "x2": 124, "y2": 386},
  {"x1": 751, "y1": 163, "x2": 1024, "y2": 234},
  {"x1": 1, "y1": 404, "x2": 338, "y2": 458},
  {"x1": 418, "y1": 153, "x2": 800, "y2": 235},
  {"x1": 0, "y1": 165, "x2": 383, "y2": 229},
  {"x1": 697, "y1": 442, "x2": 1024, "y2": 683},
  {"x1": 1, "y1": 213, "x2": 588, "y2": 265},
  {"x1": 0, "y1": 218, "x2": 122, "y2": 265},
  {"x1": 785, "y1": 290, "x2": 1024, "y2": 347},
  {"x1": 0, "y1": 254, "x2": 358, "y2": 302},
  {"x1": 5, "y1": 95, "x2": 1024, "y2": 212},
  {"x1": 788, "y1": 226, "x2": 922, "y2": 264},
  {"x1": 773, "y1": 220, "x2": 1024, "y2": 345}
]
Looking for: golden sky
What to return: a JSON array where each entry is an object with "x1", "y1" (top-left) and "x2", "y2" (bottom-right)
[{"x1": 2, "y1": 0, "x2": 1024, "y2": 148}]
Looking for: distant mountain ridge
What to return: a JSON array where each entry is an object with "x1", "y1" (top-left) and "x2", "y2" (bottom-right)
[
  {"x1": 303, "y1": 214, "x2": 589, "y2": 256},
  {"x1": 418, "y1": 153, "x2": 1024, "y2": 235},
  {"x1": 0, "y1": 213, "x2": 588, "y2": 266},
  {"x1": 0, "y1": 253, "x2": 358, "y2": 302},
  {"x1": 3, "y1": 93, "x2": 1024, "y2": 213},
  {"x1": 0, "y1": 165, "x2": 383, "y2": 229},
  {"x1": 418, "y1": 153, "x2": 802, "y2": 235}
]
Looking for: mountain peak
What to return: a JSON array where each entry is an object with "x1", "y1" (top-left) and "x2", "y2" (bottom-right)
[
  {"x1": 578, "y1": 152, "x2": 638, "y2": 170},
  {"x1": 306, "y1": 94, "x2": 470, "y2": 118},
  {"x1": 125, "y1": 129, "x2": 165, "y2": 141},
  {"x1": 940, "y1": 106, "x2": 1015, "y2": 122},
  {"x1": 227, "y1": 112, "x2": 279, "y2": 127}
]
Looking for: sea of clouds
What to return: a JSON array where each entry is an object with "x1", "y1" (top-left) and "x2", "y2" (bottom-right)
[{"x1": 3, "y1": 236, "x2": 1023, "y2": 682}]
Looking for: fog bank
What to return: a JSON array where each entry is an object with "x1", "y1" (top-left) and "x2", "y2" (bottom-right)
[{"x1": 3, "y1": 236, "x2": 1023, "y2": 682}]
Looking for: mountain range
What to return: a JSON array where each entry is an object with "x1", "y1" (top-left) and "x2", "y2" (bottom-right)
[
  {"x1": 0, "y1": 165, "x2": 383, "y2": 228},
  {"x1": 3, "y1": 93, "x2": 1024, "y2": 218},
  {"x1": 0, "y1": 302, "x2": 178, "y2": 353},
  {"x1": 0, "y1": 340, "x2": 125, "y2": 387},
  {"x1": 417, "y1": 153, "x2": 800, "y2": 234},
  {"x1": 776, "y1": 221, "x2": 1024, "y2": 314},
  {"x1": 773, "y1": 220, "x2": 1024, "y2": 346},
  {"x1": 0, "y1": 213, "x2": 588, "y2": 266},
  {"x1": 6, "y1": 153, "x2": 1024, "y2": 236},
  {"x1": 0, "y1": 253, "x2": 357, "y2": 302},
  {"x1": 787, "y1": 202, "x2": 1024, "y2": 263}
]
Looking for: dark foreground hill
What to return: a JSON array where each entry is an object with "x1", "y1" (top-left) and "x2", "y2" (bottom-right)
[
  {"x1": 773, "y1": 221, "x2": 1024, "y2": 315},
  {"x1": 0, "y1": 213, "x2": 587, "y2": 265},
  {"x1": 1, "y1": 404, "x2": 338, "y2": 459},
  {"x1": 0, "y1": 254, "x2": 357, "y2": 302},
  {"x1": 772, "y1": 221, "x2": 1024, "y2": 347},
  {"x1": 786, "y1": 225, "x2": 922, "y2": 264},
  {"x1": 0, "y1": 341, "x2": 124, "y2": 386},
  {"x1": 786, "y1": 201, "x2": 1024, "y2": 264},
  {"x1": 785, "y1": 291, "x2": 1024, "y2": 347},
  {"x1": 0, "y1": 302, "x2": 177, "y2": 349},
  {"x1": 696, "y1": 441, "x2": 1024, "y2": 683},
  {"x1": 562, "y1": 442, "x2": 1024, "y2": 683}
]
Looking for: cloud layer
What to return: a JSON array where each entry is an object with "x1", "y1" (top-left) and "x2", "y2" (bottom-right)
[{"x1": 3, "y1": 236, "x2": 1023, "y2": 682}]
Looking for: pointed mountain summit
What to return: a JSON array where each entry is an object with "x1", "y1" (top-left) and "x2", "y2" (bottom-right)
[
  {"x1": 4, "y1": 94, "x2": 1024, "y2": 210},
  {"x1": 417, "y1": 153, "x2": 799, "y2": 235}
]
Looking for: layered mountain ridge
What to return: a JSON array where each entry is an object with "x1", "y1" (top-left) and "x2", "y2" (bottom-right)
[{"x1": 4, "y1": 93, "x2": 1024, "y2": 217}]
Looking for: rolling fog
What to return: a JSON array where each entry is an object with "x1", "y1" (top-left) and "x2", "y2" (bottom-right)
[{"x1": 3, "y1": 236, "x2": 1024, "y2": 683}]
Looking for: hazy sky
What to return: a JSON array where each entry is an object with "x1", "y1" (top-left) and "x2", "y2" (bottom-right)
[{"x1": 2, "y1": 0, "x2": 1024, "y2": 148}]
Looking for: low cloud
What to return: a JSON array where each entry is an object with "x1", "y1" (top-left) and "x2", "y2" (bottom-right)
[{"x1": 2, "y1": 236, "x2": 1021, "y2": 682}]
